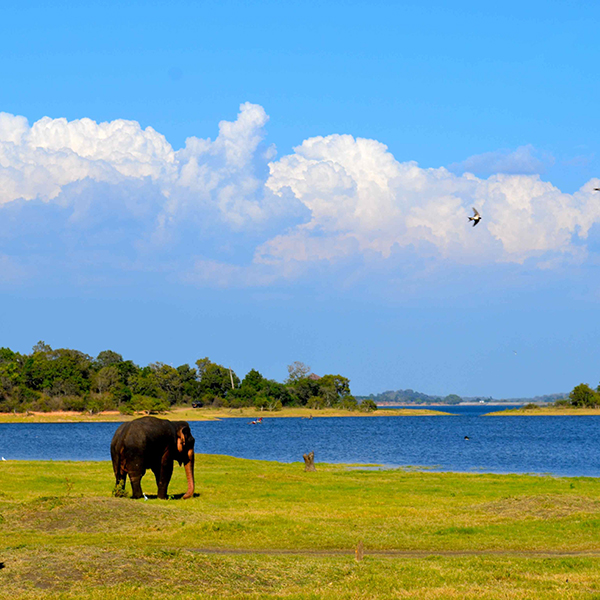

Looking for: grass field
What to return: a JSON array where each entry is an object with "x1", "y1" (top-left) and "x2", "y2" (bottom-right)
[
  {"x1": 0, "y1": 406, "x2": 450, "y2": 423},
  {"x1": 2, "y1": 456, "x2": 600, "y2": 598}
]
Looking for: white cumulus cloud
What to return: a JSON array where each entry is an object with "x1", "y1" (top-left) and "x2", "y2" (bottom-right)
[
  {"x1": 0, "y1": 103, "x2": 296, "y2": 236},
  {"x1": 261, "y1": 134, "x2": 600, "y2": 267},
  {"x1": 1, "y1": 104, "x2": 600, "y2": 290}
]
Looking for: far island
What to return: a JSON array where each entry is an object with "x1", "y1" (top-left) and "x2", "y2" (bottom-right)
[{"x1": 486, "y1": 382, "x2": 600, "y2": 415}]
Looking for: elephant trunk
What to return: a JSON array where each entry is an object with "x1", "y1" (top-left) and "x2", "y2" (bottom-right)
[{"x1": 182, "y1": 448, "x2": 195, "y2": 499}]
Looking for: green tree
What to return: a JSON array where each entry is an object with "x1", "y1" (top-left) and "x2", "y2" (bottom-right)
[
  {"x1": 94, "y1": 350, "x2": 124, "y2": 370},
  {"x1": 129, "y1": 368, "x2": 162, "y2": 399},
  {"x1": 112, "y1": 383, "x2": 132, "y2": 407},
  {"x1": 92, "y1": 366, "x2": 120, "y2": 394},
  {"x1": 444, "y1": 394, "x2": 462, "y2": 405},
  {"x1": 195, "y1": 357, "x2": 212, "y2": 380},
  {"x1": 288, "y1": 377, "x2": 321, "y2": 405},
  {"x1": 569, "y1": 383, "x2": 600, "y2": 408},
  {"x1": 198, "y1": 363, "x2": 239, "y2": 397},
  {"x1": 319, "y1": 374, "x2": 351, "y2": 398},
  {"x1": 115, "y1": 360, "x2": 139, "y2": 384},
  {"x1": 262, "y1": 380, "x2": 292, "y2": 406},
  {"x1": 0, "y1": 348, "x2": 20, "y2": 400},
  {"x1": 22, "y1": 348, "x2": 93, "y2": 396},
  {"x1": 241, "y1": 369, "x2": 266, "y2": 392},
  {"x1": 177, "y1": 364, "x2": 201, "y2": 402},
  {"x1": 150, "y1": 363, "x2": 183, "y2": 405}
]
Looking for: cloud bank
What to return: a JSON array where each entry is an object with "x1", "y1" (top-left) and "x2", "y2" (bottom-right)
[{"x1": 1, "y1": 104, "x2": 599, "y2": 288}]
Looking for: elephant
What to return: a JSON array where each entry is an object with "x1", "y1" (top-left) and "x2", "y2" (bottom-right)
[{"x1": 111, "y1": 416, "x2": 195, "y2": 499}]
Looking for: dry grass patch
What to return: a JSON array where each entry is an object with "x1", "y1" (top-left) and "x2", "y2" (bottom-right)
[
  {"x1": 476, "y1": 495, "x2": 600, "y2": 521},
  {"x1": 2, "y1": 550, "x2": 600, "y2": 599}
]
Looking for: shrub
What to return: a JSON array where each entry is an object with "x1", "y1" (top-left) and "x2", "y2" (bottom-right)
[
  {"x1": 254, "y1": 396, "x2": 269, "y2": 410},
  {"x1": 130, "y1": 394, "x2": 169, "y2": 414},
  {"x1": 307, "y1": 396, "x2": 325, "y2": 409},
  {"x1": 337, "y1": 396, "x2": 358, "y2": 411},
  {"x1": 87, "y1": 393, "x2": 116, "y2": 413},
  {"x1": 31, "y1": 394, "x2": 54, "y2": 412},
  {"x1": 359, "y1": 399, "x2": 378, "y2": 413},
  {"x1": 112, "y1": 481, "x2": 129, "y2": 498},
  {"x1": 210, "y1": 396, "x2": 228, "y2": 408},
  {"x1": 62, "y1": 395, "x2": 87, "y2": 412}
]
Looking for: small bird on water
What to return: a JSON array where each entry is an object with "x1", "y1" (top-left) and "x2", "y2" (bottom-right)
[{"x1": 468, "y1": 207, "x2": 481, "y2": 227}]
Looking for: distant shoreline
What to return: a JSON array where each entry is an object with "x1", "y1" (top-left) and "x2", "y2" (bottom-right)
[
  {"x1": 0, "y1": 406, "x2": 451, "y2": 423},
  {"x1": 375, "y1": 402, "x2": 527, "y2": 407},
  {"x1": 486, "y1": 406, "x2": 600, "y2": 416}
]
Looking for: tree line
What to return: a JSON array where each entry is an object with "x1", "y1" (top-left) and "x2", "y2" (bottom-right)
[
  {"x1": 357, "y1": 389, "x2": 464, "y2": 405},
  {"x1": 359, "y1": 389, "x2": 570, "y2": 405},
  {"x1": 0, "y1": 343, "x2": 376, "y2": 414}
]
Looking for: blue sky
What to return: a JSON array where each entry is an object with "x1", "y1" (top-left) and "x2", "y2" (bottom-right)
[{"x1": 1, "y1": 0, "x2": 600, "y2": 398}]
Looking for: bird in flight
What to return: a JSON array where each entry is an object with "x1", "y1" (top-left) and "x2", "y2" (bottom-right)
[
  {"x1": 594, "y1": 188, "x2": 600, "y2": 191},
  {"x1": 468, "y1": 207, "x2": 482, "y2": 227}
]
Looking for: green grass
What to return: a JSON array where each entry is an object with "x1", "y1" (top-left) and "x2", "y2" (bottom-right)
[{"x1": 2, "y1": 457, "x2": 600, "y2": 598}]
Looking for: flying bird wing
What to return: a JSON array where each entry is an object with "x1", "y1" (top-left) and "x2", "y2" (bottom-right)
[{"x1": 472, "y1": 207, "x2": 480, "y2": 217}]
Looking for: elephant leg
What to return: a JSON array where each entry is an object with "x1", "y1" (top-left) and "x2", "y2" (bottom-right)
[
  {"x1": 156, "y1": 458, "x2": 173, "y2": 500},
  {"x1": 129, "y1": 473, "x2": 144, "y2": 499},
  {"x1": 152, "y1": 466, "x2": 161, "y2": 489}
]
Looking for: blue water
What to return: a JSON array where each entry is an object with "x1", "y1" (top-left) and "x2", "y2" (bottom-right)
[{"x1": 2, "y1": 405, "x2": 599, "y2": 477}]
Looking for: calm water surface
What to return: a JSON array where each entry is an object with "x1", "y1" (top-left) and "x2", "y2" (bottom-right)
[{"x1": 2, "y1": 405, "x2": 598, "y2": 476}]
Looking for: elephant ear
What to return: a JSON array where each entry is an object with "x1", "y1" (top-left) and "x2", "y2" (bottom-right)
[{"x1": 176, "y1": 424, "x2": 194, "y2": 453}]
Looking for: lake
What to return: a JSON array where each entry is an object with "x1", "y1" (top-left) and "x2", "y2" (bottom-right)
[{"x1": 3, "y1": 405, "x2": 599, "y2": 476}]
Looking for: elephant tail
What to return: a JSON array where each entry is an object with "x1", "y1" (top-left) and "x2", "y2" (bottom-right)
[{"x1": 112, "y1": 447, "x2": 128, "y2": 479}]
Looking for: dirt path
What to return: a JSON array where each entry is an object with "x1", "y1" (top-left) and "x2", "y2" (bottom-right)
[{"x1": 189, "y1": 547, "x2": 600, "y2": 558}]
